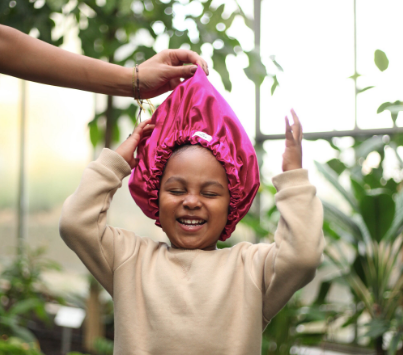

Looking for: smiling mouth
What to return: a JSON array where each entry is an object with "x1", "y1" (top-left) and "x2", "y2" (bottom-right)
[{"x1": 177, "y1": 218, "x2": 206, "y2": 226}]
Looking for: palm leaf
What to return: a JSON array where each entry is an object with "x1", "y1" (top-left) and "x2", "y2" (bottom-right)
[
  {"x1": 322, "y1": 201, "x2": 363, "y2": 243},
  {"x1": 384, "y1": 189, "x2": 403, "y2": 241},
  {"x1": 315, "y1": 161, "x2": 359, "y2": 212}
]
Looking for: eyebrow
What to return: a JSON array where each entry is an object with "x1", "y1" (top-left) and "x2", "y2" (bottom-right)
[{"x1": 164, "y1": 176, "x2": 225, "y2": 189}]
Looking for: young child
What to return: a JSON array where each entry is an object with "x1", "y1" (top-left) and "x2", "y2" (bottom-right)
[{"x1": 59, "y1": 66, "x2": 324, "y2": 355}]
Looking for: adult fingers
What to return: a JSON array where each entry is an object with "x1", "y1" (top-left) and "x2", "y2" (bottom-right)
[
  {"x1": 169, "y1": 49, "x2": 209, "y2": 75},
  {"x1": 164, "y1": 64, "x2": 198, "y2": 81},
  {"x1": 169, "y1": 77, "x2": 182, "y2": 90}
]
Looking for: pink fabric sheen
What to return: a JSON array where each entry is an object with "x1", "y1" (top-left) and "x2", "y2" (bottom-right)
[{"x1": 128, "y1": 65, "x2": 260, "y2": 241}]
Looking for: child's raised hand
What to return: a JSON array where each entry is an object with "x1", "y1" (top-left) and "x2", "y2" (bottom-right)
[
  {"x1": 115, "y1": 119, "x2": 155, "y2": 169},
  {"x1": 282, "y1": 109, "x2": 303, "y2": 172}
]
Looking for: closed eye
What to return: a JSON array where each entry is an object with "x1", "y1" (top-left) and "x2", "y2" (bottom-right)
[
  {"x1": 169, "y1": 190, "x2": 185, "y2": 195},
  {"x1": 203, "y1": 192, "x2": 219, "y2": 198}
]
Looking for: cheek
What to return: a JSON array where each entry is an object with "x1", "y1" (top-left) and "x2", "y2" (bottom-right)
[
  {"x1": 159, "y1": 193, "x2": 180, "y2": 222},
  {"x1": 209, "y1": 199, "x2": 230, "y2": 221}
]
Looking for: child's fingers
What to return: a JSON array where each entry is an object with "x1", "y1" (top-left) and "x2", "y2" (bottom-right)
[
  {"x1": 290, "y1": 109, "x2": 302, "y2": 141},
  {"x1": 142, "y1": 127, "x2": 154, "y2": 139},
  {"x1": 129, "y1": 122, "x2": 155, "y2": 144},
  {"x1": 132, "y1": 118, "x2": 153, "y2": 133},
  {"x1": 130, "y1": 157, "x2": 140, "y2": 169},
  {"x1": 285, "y1": 116, "x2": 294, "y2": 142},
  {"x1": 142, "y1": 124, "x2": 155, "y2": 132}
]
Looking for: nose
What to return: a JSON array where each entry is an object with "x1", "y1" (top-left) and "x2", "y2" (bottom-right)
[{"x1": 182, "y1": 194, "x2": 201, "y2": 209}]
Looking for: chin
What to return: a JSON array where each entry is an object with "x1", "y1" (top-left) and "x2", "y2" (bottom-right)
[{"x1": 173, "y1": 236, "x2": 211, "y2": 250}]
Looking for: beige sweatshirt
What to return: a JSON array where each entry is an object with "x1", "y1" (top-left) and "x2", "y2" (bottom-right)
[{"x1": 59, "y1": 149, "x2": 325, "y2": 355}]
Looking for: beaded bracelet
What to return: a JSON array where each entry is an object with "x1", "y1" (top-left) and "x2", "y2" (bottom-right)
[{"x1": 132, "y1": 63, "x2": 155, "y2": 123}]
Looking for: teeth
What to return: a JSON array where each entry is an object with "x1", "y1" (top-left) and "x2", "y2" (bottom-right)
[{"x1": 179, "y1": 219, "x2": 205, "y2": 225}]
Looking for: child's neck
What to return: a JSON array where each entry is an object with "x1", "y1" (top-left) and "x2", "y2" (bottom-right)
[{"x1": 170, "y1": 243, "x2": 218, "y2": 251}]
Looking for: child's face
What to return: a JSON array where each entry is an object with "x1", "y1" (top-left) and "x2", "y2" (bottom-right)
[{"x1": 159, "y1": 146, "x2": 230, "y2": 250}]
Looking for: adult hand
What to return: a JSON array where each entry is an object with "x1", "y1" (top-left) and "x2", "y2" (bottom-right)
[
  {"x1": 282, "y1": 109, "x2": 303, "y2": 172},
  {"x1": 115, "y1": 119, "x2": 155, "y2": 169},
  {"x1": 138, "y1": 49, "x2": 209, "y2": 99}
]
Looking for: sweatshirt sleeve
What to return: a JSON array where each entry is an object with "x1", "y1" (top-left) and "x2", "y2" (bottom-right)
[
  {"x1": 262, "y1": 169, "x2": 325, "y2": 323},
  {"x1": 59, "y1": 148, "x2": 135, "y2": 296}
]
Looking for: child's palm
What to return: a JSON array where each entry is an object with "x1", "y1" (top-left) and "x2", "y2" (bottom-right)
[{"x1": 282, "y1": 109, "x2": 303, "y2": 172}]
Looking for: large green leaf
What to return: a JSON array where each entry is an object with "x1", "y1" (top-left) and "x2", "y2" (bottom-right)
[
  {"x1": 322, "y1": 201, "x2": 362, "y2": 243},
  {"x1": 326, "y1": 158, "x2": 346, "y2": 176},
  {"x1": 384, "y1": 189, "x2": 403, "y2": 241},
  {"x1": 88, "y1": 119, "x2": 102, "y2": 148},
  {"x1": 354, "y1": 135, "x2": 384, "y2": 159},
  {"x1": 212, "y1": 50, "x2": 232, "y2": 91},
  {"x1": 377, "y1": 100, "x2": 403, "y2": 124},
  {"x1": 350, "y1": 177, "x2": 366, "y2": 201},
  {"x1": 364, "y1": 318, "x2": 389, "y2": 338},
  {"x1": 359, "y1": 192, "x2": 395, "y2": 242},
  {"x1": 374, "y1": 49, "x2": 389, "y2": 72},
  {"x1": 244, "y1": 49, "x2": 268, "y2": 87},
  {"x1": 388, "y1": 331, "x2": 403, "y2": 355},
  {"x1": 8, "y1": 298, "x2": 43, "y2": 317},
  {"x1": 315, "y1": 161, "x2": 359, "y2": 212},
  {"x1": 313, "y1": 280, "x2": 332, "y2": 305}
]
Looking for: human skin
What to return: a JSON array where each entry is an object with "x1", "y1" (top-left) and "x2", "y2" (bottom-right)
[
  {"x1": 115, "y1": 109, "x2": 303, "y2": 250},
  {"x1": 0, "y1": 25, "x2": 208, "y2": 99},
  {"x1": 282, "y1": 109, "x2": 303, "y2": 172},
  {"x1": 158, "y1": 146, "x2": 230, "y2": 251}
]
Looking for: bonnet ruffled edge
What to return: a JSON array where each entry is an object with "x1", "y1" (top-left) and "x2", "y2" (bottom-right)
[{"x1": 144, "y1": 130, "x2": 242, "y2": 242}]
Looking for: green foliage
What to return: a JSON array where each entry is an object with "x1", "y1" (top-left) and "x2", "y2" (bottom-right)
[
  {"x1": 244, "y1": 49, "x2": 268, "y2": 87},
  {"x1": 0, "y1": 299, "x2": 42, "y2": 343},
  {"x1": 0, "y1": 337, "x2": 43, "y2": 355},
  {"x1": 262, "y1": 293, "x2": 337, "y2": 354},
  {"x1": 240, "y1": 184, "x2": 332, "y2": 353},
  {"x1": 1, "y1": 245, "x2": 62, "y2": 307},
  {"x1": 357, "y1": 86, "x2": 374, "y2": 94},
  {"x1": 0, "y1": 246, "x2": 64, "y2": 342},
  {"x1": 2, "y1": 0, "x2": 279, "y2": 149},
  {"x1": 374, "y1": 49, "x2": 403, "y2": 127},
  {"x1": 377, "y1": 101, "x2": 403, "y2": 124},
  {"x1": 0, "y1": 0, "x2": 66, "y2": 45},
  {"x1": 374, "y1": 49, "x2": 389, "y2": 72},
  {"x1": 317, "y1": 134, "x2": 403, "y2": 353},
  {"x1": 239, "y1": 183, "x2": 278, "y2": 240},
  {"x1": 94, "y1": 337, "x2": 114, "y2": 355},
  {"x1": 359, "y1": 191, "x2": 395, "y2": 242},
  {"x1": 385, "y1": 308, "x2": 403, "y2": 355},
  {"x1": 66, "y1": 0, "x2": 272, "y2": 147}
]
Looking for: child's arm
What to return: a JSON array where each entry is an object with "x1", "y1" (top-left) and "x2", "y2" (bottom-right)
[
  {"x1": 59, "y1": 120, "x2": 154, "y2": 295},
  {"x1": 0, "y1": 25, "x2": 208, "y2": 99},
  {"x1": 261, "y1": 110, "x2": 325, "y2": 322}
]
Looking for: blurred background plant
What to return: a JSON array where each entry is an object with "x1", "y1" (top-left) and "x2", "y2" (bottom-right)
[
  {"x1": 315, "y1": 132, "x2": 403, "y2": 355},
  {"x1": 0, "y1": 336, "x2": 44, "y2": 355},
  {"x1": 0, "y1": 246, "x2": 63, "y2": 344},
  {"x1": 2, "y1": 0, "x2": 403, "y2": 354},
  {"x1": 242, "y1": 131, "x2": 403, "y2": 354}
]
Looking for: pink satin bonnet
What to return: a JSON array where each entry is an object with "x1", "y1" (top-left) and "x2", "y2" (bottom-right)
[{"x1": 128, "y1": 65, "x2": 260, "y2": 241}]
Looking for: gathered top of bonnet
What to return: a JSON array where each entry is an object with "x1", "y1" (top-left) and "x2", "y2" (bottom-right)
[{"x1": 128, "y1": 65, "x2": 260, "y2": 241}]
